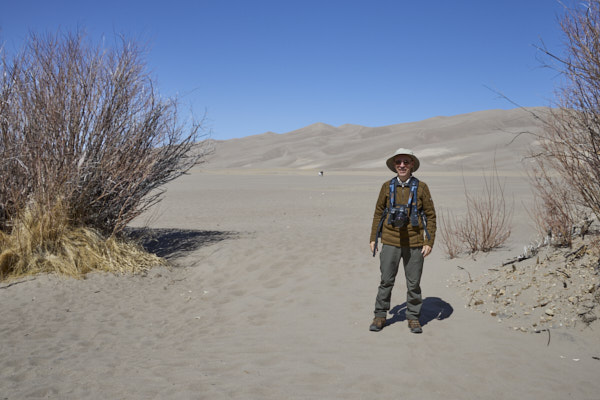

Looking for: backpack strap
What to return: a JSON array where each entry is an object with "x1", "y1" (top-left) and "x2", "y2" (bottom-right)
[
  {"x1": 408, "y1": 178, "x2": 419, "y2": 227},
  {"x1": 389, "y1": 178, "x2": 397, "y2": 209},
  {"x1": 408, "y1": 177, "x2": 431, "y2": 241}
]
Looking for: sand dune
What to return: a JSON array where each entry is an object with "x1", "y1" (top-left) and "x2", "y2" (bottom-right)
[
  {"x1": 1, "y1": 107, "x2": 599, "y2": 400},
  {"x1": 205, "y1": 107, "x2": 547, "y2": 172}
]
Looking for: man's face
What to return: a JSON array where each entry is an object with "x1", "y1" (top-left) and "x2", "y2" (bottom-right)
[{"x1": 394, "y1": 155, "x2": 413, "y2": 180}]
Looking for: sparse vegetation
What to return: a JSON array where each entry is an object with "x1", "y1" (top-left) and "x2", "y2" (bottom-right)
[
  {"x1": 0, "y1": 30, "x2": 210, "y2": 280},
  {"x1": 527, "y1": 159, "x2": 581, "y2": 248},
  {"x1": 438, "y1": 208, "x2": 462, "y2": 259},
  {"x1": 439, "y1": 167, "x2": 513, "y2": 258},
  {"x1": 0, "y1": 200, "x2": 165, "y2": 279},
  {"x1": 530, "y1": 1, "x2": 600, "y2": 249},
  {"x1": 452, "y1": 2, "x2": 600, "y2": 330},
  {"x1": 453, "y1": 234, "x2": 600, "y2": 330}
]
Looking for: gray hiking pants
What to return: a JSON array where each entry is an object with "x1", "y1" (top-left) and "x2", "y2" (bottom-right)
[{"x1": 374, "y1": 245, "x2": 424, "y2": 320}]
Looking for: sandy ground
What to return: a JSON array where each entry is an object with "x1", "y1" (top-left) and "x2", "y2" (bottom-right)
[{"x1": 2, "y1": 165, "x2": 599, "y2": 400}]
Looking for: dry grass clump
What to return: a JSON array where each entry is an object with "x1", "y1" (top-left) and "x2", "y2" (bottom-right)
[{"x1": 0, "y1": 200, "x2": 165, "y2": 281}]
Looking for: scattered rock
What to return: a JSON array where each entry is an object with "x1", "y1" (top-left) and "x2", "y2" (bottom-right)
[{"x1": 451, "y1": 234, "x2": 600, "y2": 332}]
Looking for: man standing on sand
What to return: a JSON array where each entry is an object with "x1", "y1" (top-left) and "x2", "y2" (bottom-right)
[{"x1": 369, "y1": 148, "x2": 436, "y2": 334}]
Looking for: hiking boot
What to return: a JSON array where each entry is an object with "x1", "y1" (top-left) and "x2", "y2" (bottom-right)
[
  {"x1": 369, "y1": 317, "x2": 386, "y2": 332},
  {"x1": 408, "y1": 319, "x2": 423, "y2": 334}
]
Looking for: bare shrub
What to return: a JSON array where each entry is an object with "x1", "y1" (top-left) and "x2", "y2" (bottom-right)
[
  {"x1": 0, "y1": 30, "x2": 210, "y2": 236},
  {"x1": 438, "y1": 208, "x2": 462, "y2": 259},
  {"x1": 464, "y1": 170, "x2": 512, "y2": 252},
  {"x1": 0, "y1": 30, "x2": 210, "y2": 279},
  {"x1": 441, "y1": 166, "x2": 513, "y2": 255},
  {"x1": 530, "y1": 2, "x2": 600, "y2": 245},
  {"x1": 527, "y1": 157, "x2": 580, "y2": 247}
]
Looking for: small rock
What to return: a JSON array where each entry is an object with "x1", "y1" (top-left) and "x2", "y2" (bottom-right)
[
  {"x1": 545, "y1": 309, "x2": 555, "y2": 316},
  {"x1": 588, "y1": 285, "x2": 596, "y2": 293},
  {"x1": 538, "y1": 299, "x2": 549, "y2": 307},
  {"x1": 581, "y1": 312, "x2": 597, "y2": 324}
]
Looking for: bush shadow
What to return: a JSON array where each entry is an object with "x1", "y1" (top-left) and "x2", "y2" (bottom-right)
[
  {"x1": 125, "y1": 227, "x2": 240, "y2": 260},
  {"x1": 387, "y1": 297, "x2": 454, "y2": 327}
]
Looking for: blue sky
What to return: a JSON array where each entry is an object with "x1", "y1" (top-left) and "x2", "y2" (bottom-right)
[{"x1": 1, "y1": 0, "x2": 568, "y2": 140}]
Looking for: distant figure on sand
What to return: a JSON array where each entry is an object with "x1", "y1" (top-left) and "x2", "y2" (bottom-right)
[
  {"x1": 318, "y1": 171, "x2": 324, "y2": 176},
  {"x1": 369, "y1": 148, "x2": 436, "y2": 334}
]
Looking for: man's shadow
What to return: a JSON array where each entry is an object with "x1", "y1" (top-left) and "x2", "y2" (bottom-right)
[{"x1": 387, "y1": 297, "x2": 453, "y2": 326}]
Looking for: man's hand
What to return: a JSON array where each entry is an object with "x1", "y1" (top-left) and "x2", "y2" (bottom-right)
[
  {"x1": 370, "y1": 241, "x2": 378, "y2": 255},
  {"x1": 422, "y1": 245, "x2": 432, "y2": 258}
]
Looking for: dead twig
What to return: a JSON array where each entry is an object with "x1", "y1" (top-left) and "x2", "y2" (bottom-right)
[
  {"x1": 467, "y1": 289, "x2": 479, "y2": 307},
  {"x1": 565, "y1": 245, "x2": 586, "y2": 260},
  {"x1": 556, "y1": 269, "x2": 571, "y2": 279},
  {"x1": 502, "y1": 252, "x2": 534, "y2": 266},
  {"x1": 0, "y1": 277, "x2": 36, "y2": 289},
  {"x1": 456, "y1": 266, "x2": 472, "y2": 282},
  {"x1": 535, "y1": 328, "x2": 551, "y2": 346},
  {"x1": 534, "y1": 300, "x2": 550, "y2": 308}
]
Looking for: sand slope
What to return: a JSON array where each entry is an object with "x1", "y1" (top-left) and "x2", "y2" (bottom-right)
[
  {"x1": 205, "y1": 107, "x2": 547, "y2": 171},
  {"x1": 1, "y1": 108, "x2": 599, "y2": 400}
]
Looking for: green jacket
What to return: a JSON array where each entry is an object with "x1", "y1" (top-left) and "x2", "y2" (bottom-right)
[{"x1": 369, "y1": 176, "x2": 436, "y2": 248}]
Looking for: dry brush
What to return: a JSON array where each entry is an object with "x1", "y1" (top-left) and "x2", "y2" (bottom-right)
[
  {"x1": 440, "y1": 167, "x2": 513, "y2": 258},
  {"x1": 529, "y1": 1, "x2": 600, "y2": 248},
  {"x1": 0, "y1": 31, "x2": 210, "y2": 279}
]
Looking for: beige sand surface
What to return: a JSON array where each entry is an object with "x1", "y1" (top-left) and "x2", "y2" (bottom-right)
[{"x1": 1, "y1": 108, "x2": 599, "y2": 399}]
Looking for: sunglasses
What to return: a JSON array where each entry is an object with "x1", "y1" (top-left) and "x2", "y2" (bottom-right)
[{"x1": 394, "y1": 159, "x2": 412, "y2": 165}]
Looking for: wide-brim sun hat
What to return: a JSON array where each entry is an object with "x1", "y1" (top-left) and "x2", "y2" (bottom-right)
[{"x1": 386, "y1": 148, "x2": 420, "y2": 173}]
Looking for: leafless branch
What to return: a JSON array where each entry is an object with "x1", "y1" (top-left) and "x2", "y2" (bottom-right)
[{"x1": 0, "y1": 30, "x2": 212, "y2": 235}]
